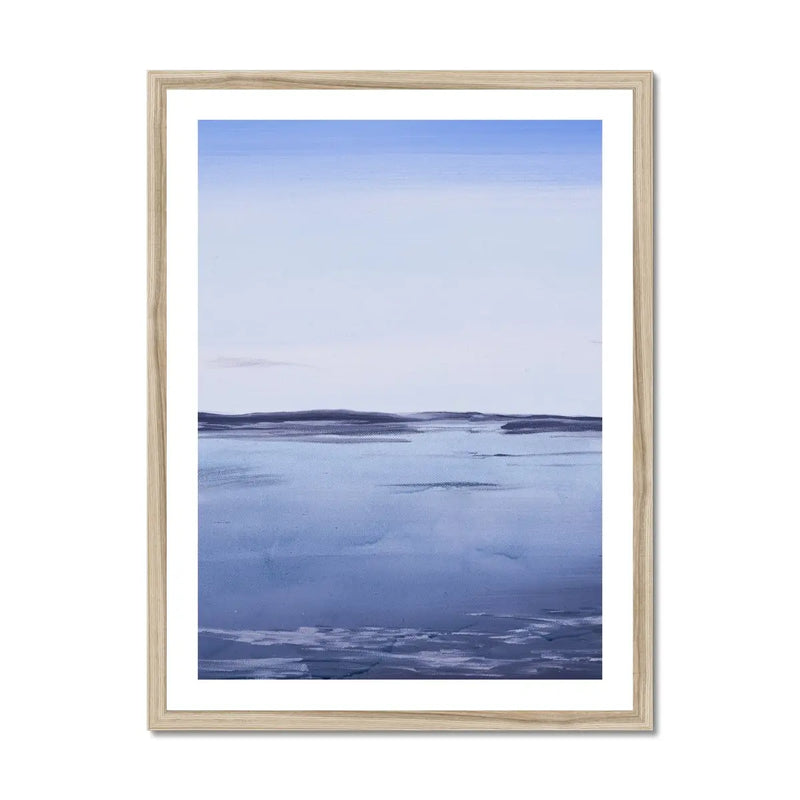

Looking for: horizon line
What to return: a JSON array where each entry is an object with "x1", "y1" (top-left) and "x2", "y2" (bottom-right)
[{"x1": 198, "y1": 409, "x2": 602, "y2": 419}]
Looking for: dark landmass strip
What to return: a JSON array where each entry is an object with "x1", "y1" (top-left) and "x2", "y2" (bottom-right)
[
  {"x1": 385, "y1": 481, "x2": 504, "y2": 493},
  {"x1": 199, "y1": 410, "x2": 601, "y2": 436},
  {"x1": 500, "y1": 417, "x2": 602, "y2": 434}
]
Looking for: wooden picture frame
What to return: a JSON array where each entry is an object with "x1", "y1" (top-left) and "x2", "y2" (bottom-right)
[{"x1": 148, "y1": 71, "x2": 653, "y2": 731}]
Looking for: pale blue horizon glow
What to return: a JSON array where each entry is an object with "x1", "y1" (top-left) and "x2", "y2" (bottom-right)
[{"x1": 199, "y1": 120, "x2": 601, "y2": 415}]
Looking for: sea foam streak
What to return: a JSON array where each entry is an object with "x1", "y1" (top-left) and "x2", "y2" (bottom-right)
[{"x1": 199, "y1": 612, "x2": 602, "y2": 679}]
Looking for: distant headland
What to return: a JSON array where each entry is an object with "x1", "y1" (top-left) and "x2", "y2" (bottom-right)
[{"x1": 198, "y1": 410, "x2": 601, "y2": 436}]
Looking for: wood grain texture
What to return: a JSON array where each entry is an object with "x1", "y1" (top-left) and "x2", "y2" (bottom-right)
[
  {"x1": 632, "y1": 72, "x2": 654, "y2": 733},
  {"x1": 147, "y1": 71, "x2": 167, "y2": 731},
  {"x1": 147, "y1": 71, "x2": 653, "y2": 731},
  {"x1": 146, "y1": 70, "x2": 653, "y2": 90}
]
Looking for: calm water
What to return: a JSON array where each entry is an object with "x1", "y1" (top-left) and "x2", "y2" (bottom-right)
[{"x1": 198, "y1": 414, "x2": 601, "y2": 679}]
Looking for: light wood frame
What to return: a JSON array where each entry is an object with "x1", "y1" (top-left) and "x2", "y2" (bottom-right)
[{"x1": 148, "y1": 71, "x2": 653, "y2": 731}]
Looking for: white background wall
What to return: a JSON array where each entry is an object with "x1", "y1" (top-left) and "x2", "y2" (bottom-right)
[{"x1": 2, "y1": 2, "x2": 797, "y2": 797}]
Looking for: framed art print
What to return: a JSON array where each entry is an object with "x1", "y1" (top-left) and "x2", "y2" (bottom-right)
[{"x1": 147, "y1": 71, "x2": 653, "y2": 730}]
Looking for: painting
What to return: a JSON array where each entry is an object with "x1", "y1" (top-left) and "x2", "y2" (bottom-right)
[{"x1": 197, "y1": 118, "x2": 603, "y2": 680}]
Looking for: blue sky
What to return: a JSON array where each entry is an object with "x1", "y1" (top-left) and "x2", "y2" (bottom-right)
[{"x1": 199, "y1": 120, "x2": 601, "y2": 414}]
